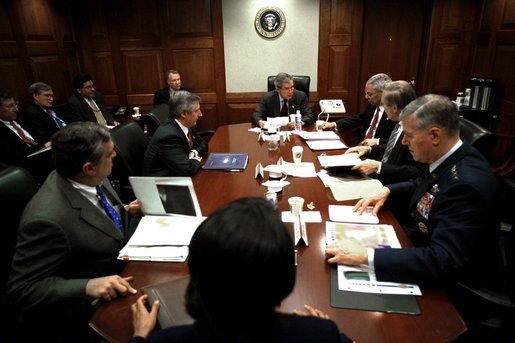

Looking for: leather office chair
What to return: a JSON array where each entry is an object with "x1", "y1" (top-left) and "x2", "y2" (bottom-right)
[
  {"x1": 267, "y1": 75, "x2": 311, "y2": 100},
  {"x1": 459, "y1": 116, "x2": 495, "y2": 154},
  {"x1": 0, "y1": 166, "x2": 38, "y2": 328},
  {"x1": 140, "y1": 103, "x2": 170, "y2": 138},
  {"x1": 109, "y1": 121, "x2": 149, "y2": 202}
]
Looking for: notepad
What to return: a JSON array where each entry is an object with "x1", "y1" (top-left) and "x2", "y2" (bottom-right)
[{"x1": 202, "y1": 152, "x2": 249, "y2": 171}]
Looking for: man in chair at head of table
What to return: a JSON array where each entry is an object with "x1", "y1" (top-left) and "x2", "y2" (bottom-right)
[
  {"x1": 252, "y1": 72, "x2": 315, "y2": 130},
  {"x1": 7, "y1": 122, "x2": 142, "y2": 342},
  {"x1": 143, "y1": 90, "x2": 208, "y2": 177}
]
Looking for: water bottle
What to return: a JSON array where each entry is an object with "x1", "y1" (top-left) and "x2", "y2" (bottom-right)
[{"x1": 294, "y1": 110, "x2": 302, "y2": 131}]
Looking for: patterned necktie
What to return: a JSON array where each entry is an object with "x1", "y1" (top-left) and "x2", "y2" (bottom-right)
[
  {"x1": 364, "y1": 107, "x2": 380, "y2": 139},
  {"x1": 381, "y1": 123, "x2": 401, "y2": 163},
  {"x1": 10, "y1": 121, "x2": 37, "y2": 145},
  {"x1": 280, "y1": 100, "x2": 288, "y2": 116},
  {"x1": 47, "y1": 109, "x2": 66, "y2": 128},
  {"x1": 187, "y1": 129, "x2": 193, "y2": 148},
  {"x1": 96, "y1": 185, "x2": 124, "y2": 235},
  {"x1": 88, "y1": 99, "x2": 107, "y2": 126}
]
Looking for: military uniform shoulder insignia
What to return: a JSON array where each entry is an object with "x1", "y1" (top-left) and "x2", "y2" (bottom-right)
[{"x1": 451, "y1": 164, "x2": 459, "y2": 180}]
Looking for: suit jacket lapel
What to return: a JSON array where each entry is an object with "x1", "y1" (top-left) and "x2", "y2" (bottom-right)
[
  {"x1": 57, "y1": 175, "x2": 125, "y2": 242},
  {"x1": 170, "y1": 120, "x2": 190, "y2": 151}
]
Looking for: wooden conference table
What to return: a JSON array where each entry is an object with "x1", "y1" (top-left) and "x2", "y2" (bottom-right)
[{"x1": 90, "y1": 123, "x2": 466, "y2": 342}]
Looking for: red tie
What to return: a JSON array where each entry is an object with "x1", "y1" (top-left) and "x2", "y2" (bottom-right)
[
  {"x1": 364, "y1": 107, "x2": 380, "y2": 140},
  {"x1": 10, "y1": 121, "x2": 37, "y2": 145}
]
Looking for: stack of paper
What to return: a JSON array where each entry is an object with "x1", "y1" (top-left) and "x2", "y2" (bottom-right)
[
  {"x1": 328, "y1": 205, "x2": 379, "y2": 224},
  {"x1": 326, "y1": 222, "x2": 421, "y2": 295},
  {"x1": 118, "y1": 215, "x2": 205, "y2": 262},
  {"x1": 317, "y1": 153, "x2": 362, "y2": 168},
  {"x1": 305, "y1": 140, "x2": 347, "y2": 150},
  {"x1": 297, "y1": 131, "x2": 340, "y2": 140}
]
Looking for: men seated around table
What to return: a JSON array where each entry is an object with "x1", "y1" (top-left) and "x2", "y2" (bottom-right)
[
  {"x1": 0, "y1": 90, "x2": 47, "y2": 166},
  {"x1": 153, "y1": 69, "x2": 188, "y2": 106},
  {"x1": 143, "y1": 90, "x2": 208, "y2": 177},
  {"x1": 63, "y1": 73, "x2": 118, "y2": 126},
  {"x1": 345, "y1": 80, "x2": 427, "y2": 184},
  {"x1": 252, "y1": 72, "x2": 315, "y2": 129},
  {"x1": 130, "y1": 198, "x2": 353, "y2": 343},
  {"x1": 326, "y1": 95, "x2": 501, "y2": 286},
  {"x1": 322, "y1": 73, "x2": 396, "y2": 146},
  {"x1": 7, "y1": 122, "x2": 142, "y2": 342},
  {"x1": 22, "y1": 82, "x2": 67, "y2": 143}
]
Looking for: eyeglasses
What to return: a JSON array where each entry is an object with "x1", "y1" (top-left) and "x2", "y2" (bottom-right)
[{"x1": 1, "y1": 102, "x2": 18, "y2": 109}]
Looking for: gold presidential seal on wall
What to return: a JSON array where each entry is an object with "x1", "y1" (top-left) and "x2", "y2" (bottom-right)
[{"x1": 255, "y1": 7, "x2": 286, "y2": 38}]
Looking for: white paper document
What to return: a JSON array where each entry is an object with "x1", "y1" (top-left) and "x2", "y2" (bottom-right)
[
  {"x1": 317, "y1": 170, "x2": 370, "y2": 187},
  {"x1": 326, "y1": 222, "x2": 421, "y2": 295},
  {"x1": 305, "y1": 140, "x2": 347, "y2": 151},
  {"x1": 118, "y1": 215, "x2": 205, "y2": 262},
  {"x1": 329, "y1": 179, "x2": 384, "y2": 201},
  {"x1": 297, "y1": 131, "x2": 340, "y2": 140},
  {"x1": 266, "y1": 117, "x2": 289, "y2": 127},
  {"x1": 281, "y1": 162, "x2": 317, "y2": 178},
  {"x1": 328, "y1": 205, "x2": 379, "y2": 224},
  {"x1": 317, "y1": 153, "x2": 362, "y2": 168}
]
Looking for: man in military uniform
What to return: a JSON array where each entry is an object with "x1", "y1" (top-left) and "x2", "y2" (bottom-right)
[{"x1": 325, "y1": 94, "x2": 500, "y2": 286}]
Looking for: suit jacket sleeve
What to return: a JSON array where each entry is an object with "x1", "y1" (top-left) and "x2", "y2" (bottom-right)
[
  {"x1": 251, "y1": 93, "x2": 272, "y2": 126},
  {"x1": 151, "y1": 127, "x2": 203, "y2": 176},
  {"x1": 335, "y1": 106, "x2": 372, "y2": 132},
  {"x1": 296, "y1": 91, "x2": 315, "y2": 125},
  {"x1": 21, "y1": 105, "x2": 59, "y2": 143},
  {"x1": 192, "y1": 127, "x2": 208, "y2": 157}
]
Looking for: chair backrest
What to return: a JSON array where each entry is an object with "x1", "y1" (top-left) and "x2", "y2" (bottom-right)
[
  {"x1": 140, "y1": 103, "x2": 170, "y2": 137},
  {"x1": 459, "y1": 117, "x2": 495, "y2": 153},
  {"x1": 110, "y1": 121, "x2": 149, "y2": 185},
  {"x1": 267, "y1": 75, "x2": 311, "y2": 100},
  {"x1": 0, "y1": 166, "x2": 38, "y2": 293}
]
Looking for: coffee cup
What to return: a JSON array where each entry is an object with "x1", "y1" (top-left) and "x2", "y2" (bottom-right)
[
  {"x1": 267, "y1": 134, "x2": 280, "y2": 152},
  {"x1": 288, "y1": 196, "x2": 304, "y2": 216},
  {"x1": 316, "y1": 120, "x2": 325, "y2": 132},
  {"x1": 133, "y1": 106, "x2": 140, "y2": 115},
  {"x1": 292, "y1": 146, "x2": 303, "y2": 164}
]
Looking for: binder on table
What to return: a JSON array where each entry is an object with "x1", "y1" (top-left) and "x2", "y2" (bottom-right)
[
  {"x1": 330, "y1": 266, "x2": 421, "y2": 315},
  {"x1": 142, "y1": 276, "x2": 194, "y2": 328},
  {"x1": 202, "y1": 152, "x2": 249, "y2": 171}
]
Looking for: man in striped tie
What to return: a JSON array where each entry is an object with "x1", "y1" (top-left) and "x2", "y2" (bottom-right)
[
  {"x1": 22, "y1": 82, "x2": 67, "y2": 143},
  {"x1": 8, "y1": 122, "x2": 142, "y2": 341}
]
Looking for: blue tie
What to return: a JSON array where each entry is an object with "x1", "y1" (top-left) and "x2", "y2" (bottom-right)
[
  {"x1": 47, "y1": 109, "x2": 66, "y2": 128},
  {"x1": 96, "y1": 185, "x2": 124, "y2": 235}
]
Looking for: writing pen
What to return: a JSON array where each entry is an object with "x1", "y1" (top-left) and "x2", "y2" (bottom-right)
[{"x1": 224, "y1": 169, "x2": 242, "y2": 172}]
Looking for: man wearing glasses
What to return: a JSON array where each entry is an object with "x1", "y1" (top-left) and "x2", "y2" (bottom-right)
[
  {"x1": 63, "y1": 74, "x2": 118, "y2": 126},
  {"x1": 322, "y1": 73, "x2": 397, "y2": 146},
  {"x1": 0, "y1": 90, "x2": 46, "y2": 166}
]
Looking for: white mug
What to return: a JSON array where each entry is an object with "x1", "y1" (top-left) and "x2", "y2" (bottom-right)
[{"x1": 288, "y1": 196, "x2": 305, "y2": 216}]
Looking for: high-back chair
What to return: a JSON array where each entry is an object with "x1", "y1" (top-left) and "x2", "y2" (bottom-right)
[
  {"x1": 140, "y1": 104, "x2": 170, "y2": 138},
  {"x1": 267, "y1": 75, "x2": 311, "y2": 100},
  {"x1": 0, "y1": 166, "x2": 38, "y2": 298},
  {"x1": 459, "y1": 117, "x2": 495, "y2": 154},
  {"x1": 109, "y1": 121, "x2": 149, "y2": 201}
]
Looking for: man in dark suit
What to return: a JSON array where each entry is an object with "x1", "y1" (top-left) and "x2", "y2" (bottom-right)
[
  {"x1": 251, "y1": 72, "x2": 315, "y2": 129},
  {"x1": 143, "y1": 91, "x2": 208, "y2": 176},
  {"x1": 345, "y1": 81, "x2": 426, "y2": 185},
  {"x1": 63, "y1": 73, "x2": 117, "y2": 126},
  {"x1": 323, "y1": 73, "x2": 396, "y2": 145},
  {"x1": 7, "y1": 122, "x2": 142, "y2": 341},
  {"x1": 0, "y1": 91, "x2": 46, "y2": 166},
  {"x1": 153, "y1": 69, "x2": 188, "y2": 106},
  {"x1": 21, "y1": 82, "x2": 66, "y2": 143},
  {"x1": 326, "y1": 95, "x2": 501, "y2": 286}
]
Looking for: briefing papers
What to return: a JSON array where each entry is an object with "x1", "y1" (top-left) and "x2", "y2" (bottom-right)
[
  {"x1": 317, "y1": 153, "x2": 362, "y2": 168},
  {"x1": 326, "y1": 222, "x2": 421, "y2": 296},
  {"x1": 118, "y1": 214, "x2": 206, "y2": 262},
  {"x1": 296, "y1": 130, "x2": 347, "y2": 151}
]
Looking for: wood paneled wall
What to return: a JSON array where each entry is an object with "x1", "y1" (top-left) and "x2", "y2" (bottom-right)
[
  {"x1": 0, "y1": 0, "x2": 513, "y2": 163},
  {"x1": 0, "y1": 0, "x2": 78, "y2": 106}
]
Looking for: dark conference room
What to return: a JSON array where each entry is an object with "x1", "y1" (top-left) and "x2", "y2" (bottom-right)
[{"x1": 1, "y1": 0, "x2": 514, "y2": 342}]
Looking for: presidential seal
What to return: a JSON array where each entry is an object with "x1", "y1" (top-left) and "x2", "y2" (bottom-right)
[{"x1": 255, "y1": 7, "x2": 286, "y2": 38}]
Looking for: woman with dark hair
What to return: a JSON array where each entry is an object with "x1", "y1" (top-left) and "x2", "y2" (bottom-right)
[{"x1": 130, "y1": 197, "x2": 352, "y2": 342}]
